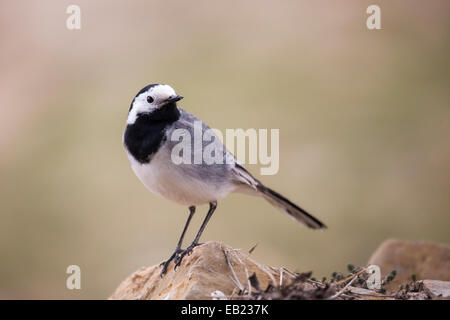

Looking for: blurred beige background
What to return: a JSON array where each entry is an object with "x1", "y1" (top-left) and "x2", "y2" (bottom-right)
[{"x1": 1, "y1": 0, "x2": 449, "y2": 299}]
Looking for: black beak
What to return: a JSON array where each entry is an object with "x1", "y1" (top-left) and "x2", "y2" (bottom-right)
[{"x1": 166, "y1": 95, "x2": 183, "y2": 103}]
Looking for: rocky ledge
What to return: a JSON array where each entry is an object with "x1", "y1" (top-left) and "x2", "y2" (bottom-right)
[{"x1": 109, "y1": 240, "x2": 450, "y2": 300}]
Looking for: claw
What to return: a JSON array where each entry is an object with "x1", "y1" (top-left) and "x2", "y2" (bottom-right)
[
  {"x1": 159, "y1": 248, "x2": 183, "y2": 277},
  {"x1": 172, "y1": 243, "x2": 203, "y2": 270},
  {"x1": 160, "y1": 260, "x2": 171, "y2": 276}
]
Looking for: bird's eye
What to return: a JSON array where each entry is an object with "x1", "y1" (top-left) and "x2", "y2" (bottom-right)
[{"x1": 147, "y1": 96, "x2": 154, "y2": 103}]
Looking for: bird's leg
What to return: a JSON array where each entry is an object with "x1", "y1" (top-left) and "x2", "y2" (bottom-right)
[
  {"x1": 174, "y1": 201, "x2": 217, "y2": 269},
  {"x1": 160, "y1": 206, "x2": 195, "y2": 276}
]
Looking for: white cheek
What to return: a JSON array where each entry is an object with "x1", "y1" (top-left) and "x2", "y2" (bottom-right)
[
  {"x1": 127, "y1": 109, "x2": 138, "y2": 124},
  {"x1": 127, "y1": 100, "x2": 155, "y2": 124}
]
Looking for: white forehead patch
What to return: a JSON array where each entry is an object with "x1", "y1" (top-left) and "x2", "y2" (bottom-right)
[
  {"x1": 149, "y1": 85, "x2": 177, "y2": 103},
  {"x1": 127, "y1": 84, "x2": 177, "y2": 124}
]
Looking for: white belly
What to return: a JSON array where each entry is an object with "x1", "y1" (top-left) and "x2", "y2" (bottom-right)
[{"x1": 127, "y1": 148, "x2": 235, "y2": 206}]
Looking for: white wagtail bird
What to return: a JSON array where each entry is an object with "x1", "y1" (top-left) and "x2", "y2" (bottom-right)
[{"x1": 123, "y1": 84, "x2": 326, "y2": 275}]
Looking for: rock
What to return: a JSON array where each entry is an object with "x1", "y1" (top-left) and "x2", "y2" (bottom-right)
[
  {"x1": 421, "y1": 280, "x2": 450, "y2": 299},
  {"x1": 109, "y1": 241, "x2": 292, "y2": 300},
  {"x1": 109, "y1": 239, "x2": 449, "y2": 300},
  {"x1": 368, "y1": 239, "x2": 450, "y2": 290}
]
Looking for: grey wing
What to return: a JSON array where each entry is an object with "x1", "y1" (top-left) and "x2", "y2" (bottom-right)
[{"x1": 163, "y1": 109, "x2": 237, "y2": 184}]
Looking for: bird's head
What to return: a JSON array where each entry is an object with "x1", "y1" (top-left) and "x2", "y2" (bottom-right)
[{"x1": 127, "y1": 84, "x2": 183, "y2": 124}]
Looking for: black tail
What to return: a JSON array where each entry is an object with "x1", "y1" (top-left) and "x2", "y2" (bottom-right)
[{"x1": 257, "y1": 184, "x2": 326, "y2": 229}]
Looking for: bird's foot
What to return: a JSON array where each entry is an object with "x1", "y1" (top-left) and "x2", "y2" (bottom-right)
[
  {"x1": 160, "y1": 248, "x2": 183, "y2": 276},
  {"x1": 174, "y1": 242, "x2": 203, "y2": 270}
]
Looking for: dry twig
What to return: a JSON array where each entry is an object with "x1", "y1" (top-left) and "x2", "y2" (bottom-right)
[
  {"x1": 222, "y1": 248, "x2": 244, "y2": 292},
  {"x1": 330, "y1": 276, "x2": 358, "y2": 299}
]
